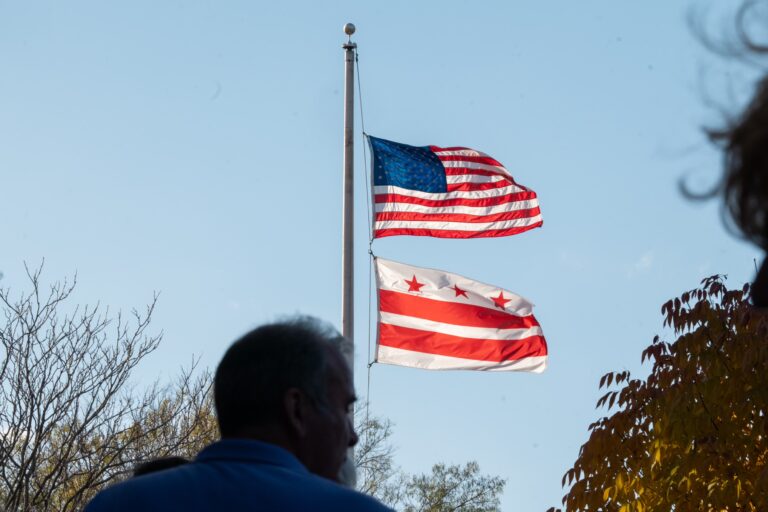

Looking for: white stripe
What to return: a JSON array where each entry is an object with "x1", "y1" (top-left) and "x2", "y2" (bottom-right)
[
  {"x1": 375, "y1": 258, "x2": 535, "y2": 314},
  {"x1": 376, "y1": 345, "x2": 547, "y2": 373},
  {"x1": 441, "y1": 160, "x2": 511, "y2": 175},
  {"x1": 379, "y1": 312, "x2": 543, "y2": 340},
  {"x1": 446, "y1": 174, "x2": 507, "y2": 184},
  {"x1": 374, "y1": 214, "x2": 543, "y2": 232},
  {"x1": 375, "y1": 198, "x2": 540, "y2": 216},
  {"x1": 433, "y1": 149, "x2": 493, "y2": 158},
  {"x1": 373, "y1": 184, "x2": 527, "y2": 201}
]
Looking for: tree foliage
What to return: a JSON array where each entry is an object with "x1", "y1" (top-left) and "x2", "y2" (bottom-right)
[
  {"x1": 356, "y1": 408, "x2": 505, "y2": 511},
  {"x1": 355, "y1": 412, "x2": 397, "y2": 499},
  {"x1": 398, "y1": 462, "x2": 506, "y2": 512},
  {"x1": 0, "y1": 265, "x2": 216, "y2": 512},
  {"x1": 550, "y1": 276, "x2": 768, "y2": 511}
]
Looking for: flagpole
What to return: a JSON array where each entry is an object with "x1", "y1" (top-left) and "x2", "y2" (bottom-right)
[
  {"x1": 342, "y1": 23, "x2": 356, "y2": 368},
  {"x1": 340, "y1": 22, "x2": 357, "y2": 488}
]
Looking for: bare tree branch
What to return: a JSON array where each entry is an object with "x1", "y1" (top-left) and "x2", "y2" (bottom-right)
[{"x1": 0, "y1": 265, "x2": 218, "y2": 512}]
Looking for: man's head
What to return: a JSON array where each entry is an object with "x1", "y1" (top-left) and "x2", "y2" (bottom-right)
[{"x1": 214, "y1": 316, "x2": 358, "y2": 480}]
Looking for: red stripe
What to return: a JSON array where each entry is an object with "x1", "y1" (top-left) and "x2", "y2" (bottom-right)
[
  {"x1": 444, "y1": 168, "x2": 510, "y2": 179},
  {"x1": 375, "y1": 207, "x2": 541, "y2": 224},
  {"x1": 436, "y1": 154, "x2": 504, "y2": 167},
  {"x1": 378, "y1": 323, "x2": 547, "y2": 363},
  {"x1": 373, "y1": 221, "x2": 543, "y2": 239},
  {"x1": 374, "y1": 191, "x2": 538, "y2": 208},
  {"x1": 379, "y1": 289, "x2": 538, "y2": 328},
  {"x1": 447, "y1": 181, "x2": 514, "y2": 192}
]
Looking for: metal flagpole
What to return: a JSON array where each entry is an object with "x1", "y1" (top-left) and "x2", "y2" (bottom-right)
[
  {"x1": 339, "y1": 22, "x2": 357, "y2": 488},
  {"x1": 342, "y1": 23, "x2": 356, "y2": 358}
]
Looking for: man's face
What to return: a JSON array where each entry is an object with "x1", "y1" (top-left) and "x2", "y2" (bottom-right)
[{"x1": 302, "y1": 347, "x2": 358, "y2": 481}]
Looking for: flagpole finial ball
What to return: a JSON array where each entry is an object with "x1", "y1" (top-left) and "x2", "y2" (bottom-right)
[{"x1": 343, "y1": 23, "x2": 356, "y2": 36}]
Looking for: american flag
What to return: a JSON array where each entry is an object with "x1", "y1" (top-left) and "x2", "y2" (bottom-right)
[
  {"x1": 369, "y1": 136, "x2": 542, "y2": 239},
  {"x1": 375, "y1": 258, "x2": 548, "y2": 372}
]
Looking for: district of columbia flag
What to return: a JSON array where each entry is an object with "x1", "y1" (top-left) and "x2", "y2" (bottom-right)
[
  {"x1": 375, "y1": 258, "x2": 548, "y2": 373},
  {"x1": 369, "y1": 136, "x2": 542, "y2": 239}
]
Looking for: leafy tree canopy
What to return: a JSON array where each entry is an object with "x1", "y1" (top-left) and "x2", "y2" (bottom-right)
[
  {"x1": 550, "y1": 276, "x2": 768, "y2": 511},
  {"x1": 356, "y1": 407, "x2": 505, "y2": 511}
]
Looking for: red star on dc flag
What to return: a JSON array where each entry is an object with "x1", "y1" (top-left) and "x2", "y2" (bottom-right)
[
  {"x1": 452, "y1": 284, "x2": 468, "y2": 298},
  {"x1": 405, "y1": 275, "x2": 425, "y2": 292},
  {"x1": 492, "y1": 291, "x2": 511, "y2": 310}
]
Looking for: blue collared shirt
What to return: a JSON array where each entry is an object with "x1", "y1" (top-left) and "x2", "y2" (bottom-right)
[{"x1": 85, "y1": 439, "x2": 393, "y2": 512}]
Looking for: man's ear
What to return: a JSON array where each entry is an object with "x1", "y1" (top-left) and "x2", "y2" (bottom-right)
[{"x1": 283, "y1": 387, "x2": 310, "y2": 438}]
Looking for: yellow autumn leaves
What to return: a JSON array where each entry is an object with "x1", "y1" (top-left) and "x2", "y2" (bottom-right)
[{"x1": 549, "y1": 276, "x2": 768, "y2": 512}]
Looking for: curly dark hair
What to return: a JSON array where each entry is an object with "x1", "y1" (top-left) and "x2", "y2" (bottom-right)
[
  {"x1": 710, "y1": 75, "x2": 768, "y2": 249},
  {"x1": 691, "y1": 0, "x2": 768, "y2": 248}
]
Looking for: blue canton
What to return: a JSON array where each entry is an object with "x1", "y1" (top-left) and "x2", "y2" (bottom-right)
[{"x1": 369, "y1": 136, "x2": 447, "y2": 193}]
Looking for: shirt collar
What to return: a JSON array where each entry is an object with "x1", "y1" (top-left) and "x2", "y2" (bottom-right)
[{"x1": 196, "y1": 439, "x2": 309, "y2": 475}]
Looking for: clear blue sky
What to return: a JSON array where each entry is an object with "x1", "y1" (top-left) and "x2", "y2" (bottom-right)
[{"x1": 0, "y1": 1, "x2": 762, "y2": 509}]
